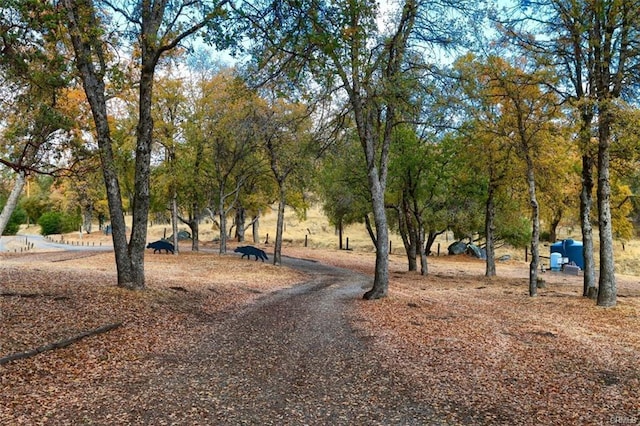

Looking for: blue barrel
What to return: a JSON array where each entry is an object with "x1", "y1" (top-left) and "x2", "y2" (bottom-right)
[{"x1": 550, "y1": 252, "x2": 562, "y2": 271}]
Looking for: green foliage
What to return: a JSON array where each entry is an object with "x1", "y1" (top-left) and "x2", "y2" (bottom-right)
[
  {"x1": 20, "y1": 195, "x2": 50, "y2": 224},
  {"x1": 2, "y1": 206, "x2": 27, "y2": 236},
  {"x1": 38, "y1": 211, "x2": 81, "y2": 236},
  {"x1": 496, "y1": 214, "x2": 531, "y2": 249},
  {"x1": 317, "y1": 132, "x2": 370, "y2": 229}
]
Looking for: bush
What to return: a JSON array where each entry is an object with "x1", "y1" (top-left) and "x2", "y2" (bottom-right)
[
  {"x1": 38, "y1": 211, "x2": 81, "y2": 235},
  {"x1": 3, "y1": 207, "x2": 27, "y2": 235}
]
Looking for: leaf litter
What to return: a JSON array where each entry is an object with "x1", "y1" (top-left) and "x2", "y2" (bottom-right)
[{"x1": 2, "y1": 246, "x2": 640, "y2": 425}]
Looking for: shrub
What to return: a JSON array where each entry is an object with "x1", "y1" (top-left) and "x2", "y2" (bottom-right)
[
  {"x1": 38, "y1": 211, "x2": 81, "y2": 235},
  {"x1": 3, "y1": 207, "x2": 27, "y2": 235}
]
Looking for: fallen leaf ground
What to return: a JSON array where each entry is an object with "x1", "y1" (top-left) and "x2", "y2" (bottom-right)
[{"x1": 2, "y1": 244, "x2": 640, "y2": 425}]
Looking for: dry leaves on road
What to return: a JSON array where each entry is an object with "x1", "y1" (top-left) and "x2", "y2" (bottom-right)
[
  {"x1": 0, "y1": 250, "x2": 305, "y2": 424},
  {"x1": 286, "y1": 247, "x2": 640, "y2": 425}
]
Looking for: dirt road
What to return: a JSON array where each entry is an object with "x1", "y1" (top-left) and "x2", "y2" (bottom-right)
[{"x1": 64, "y1": 257, "x2": 447, "y2": 425}]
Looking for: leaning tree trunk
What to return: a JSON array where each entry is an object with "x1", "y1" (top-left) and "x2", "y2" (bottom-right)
[
  {"x1": 64, "y1": 0, "x2": 133, "y2": 287},
  {"x1": 364, "y1": 214, "x2": 377, "y2": 248},
  {"x1": 424, "y1": 230, "x2": 441, "y2": 258},
  {"x1": 0, "y1": 170, "x2": 26, "y2": 237},
  {"x1": 596, "y1": 108, "x2": 617, "y2": 307}
]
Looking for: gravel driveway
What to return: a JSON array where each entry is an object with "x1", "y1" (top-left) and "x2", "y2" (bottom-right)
[{"x1": 99, "y1": 256, "x2": 447, "y2": 425}]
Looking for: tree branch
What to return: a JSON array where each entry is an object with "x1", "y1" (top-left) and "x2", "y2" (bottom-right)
[{"x1": 0, "y1": 322, "x2": 123, "y2": 366}]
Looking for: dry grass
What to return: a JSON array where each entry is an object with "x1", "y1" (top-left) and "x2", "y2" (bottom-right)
[{"x1": 37, "y1": 203, "x2": 640, "y2": 276}]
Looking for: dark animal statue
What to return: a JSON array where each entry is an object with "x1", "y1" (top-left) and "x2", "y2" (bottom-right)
[
  {"x1": 146, "y1": 240, "x2": 175, "y2": 254},
  {"x1": 234, "y1": 245, "x2": 268, "y2": 262}
]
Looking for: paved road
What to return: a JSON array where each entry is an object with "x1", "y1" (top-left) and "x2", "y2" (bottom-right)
[{"x1": 0, "y1": 233, "x2": 112, "y2": 252}]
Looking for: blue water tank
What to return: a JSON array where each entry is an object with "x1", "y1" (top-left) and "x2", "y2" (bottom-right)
[
  {"x1": 550, "y1": 241, "x2": 565, "y2": 257},
  {"x1": 550, "y1": 239, "x2": 584, "y2": 270},
  {"x1": 566, "y1": 241, "x2": 584, "y2": 269},
  {"x1": 550, "y1": 252, "x2": 562, "y2": 271}
]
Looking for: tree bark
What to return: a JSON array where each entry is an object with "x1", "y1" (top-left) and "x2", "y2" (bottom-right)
[
  {"x1": 419, "y1": 226, "x2": 428, "y2": 276},
  {"x1": 274, "y1": 185, "x2": 286, "y2": 266},
  {"x1": 0, "y1": 170, "x2": 26, "y2": 237},
  {"x1": 182, "y1": 205, "x2": 200, "y2": 252},
  {"x1": 82, "y1": 202, "x2": 93, "y2": 234},
  {"x1": 218, "y1": 189, "x2": 228, "y2": 254},
  {"x1": 484, "y1": 182, "x2": 497, "y2": 277},
  {"x1": 63, "y1": 0, "x2": 134, "y2": 288},
  {"x1": 397, "y1": 202, "x2": 417, "y2": 271},
  {"x1": 0, "y1": 322, "x2": 122, "y2": 366},
  {"x1": 364, "y1": 214, "x2": 377, "y2": 248},
  {"x1": 235, "y1": 206, "x2": 246, "y2": 242},
  {"x1": 526, "y1": 156, "x2": 540, "y2": 297},
  {"x1": 363, "y1": 165, "x2": 389, "y2": 299},
  {"x1": 127, "y1": 31, "x2": 162, "y2": 288},
  {"x1": 171, "y1": 195, "x2": 179, "y2": 254},
  {"x1": 252, "y1": 215, "x2": 260, "y2": 244},
  {"x1": 580, "y1": 154, "x2": 597, "y2": 297},
  {"x1": 424, "y1": 231, "x2": 442, "y2": 258},
  {"x1": 596, "y1": 104, "x2": 617, "y2": 307}
]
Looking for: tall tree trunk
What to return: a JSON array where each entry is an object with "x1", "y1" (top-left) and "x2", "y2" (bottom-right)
[
  {"x1": 580, "y1": 154, "x2": 597, "y2": 298},
  {"x1": 548, "y1": 208, "x2": 562, "y2": 243},
  {"x1": 526, "y1": 158, "x2": 540, "y2": 297},
  {"x1": 252, "y1": 215, "x2": 260, "y2": 244},
  {"x1": 171, "y1": 194, "x2": 179, "y2": 254},
  {"x1": 127, "y1": 59, "x2": 156, "y2": 290},
  {"x1": 397, "y1": 202, "x2": 417, "y2": 271},
  {"x1": 235, "y1": 207, "x2": 246, "y2": 242},
  {"x1": 185, "y1": 202, "x2": 200, "y2": 252},
  {"x1": 64, "y1": 0, "x2": 133, "y2": 288},
  {"x1": 0, "y1": 170, "x2": 26, "y2": 236},
  {"x1": 418, "y1": 226, "x2": 427, "y2": 276},
  {"x1": 363, "y1": 166, "x2": 389, "y2": 300},
  {"x1": 596, "y1": 106, "x2": 617, "y2": 307},
  {"x1": 577, "y1": 104, "x2": 597, "y2": 297},
  {"x1": 82, "y1": 202, "x2": 93, "y2": 234},
  {"x1": 274, "y1": 184, "x2": 286, "y2": 266},
  {"x1": 485, "y1": 183, "x2": 497, "y2": 277},
  {"x1": 218, "y1": 192, "x2": 228, "y2": 254}
]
